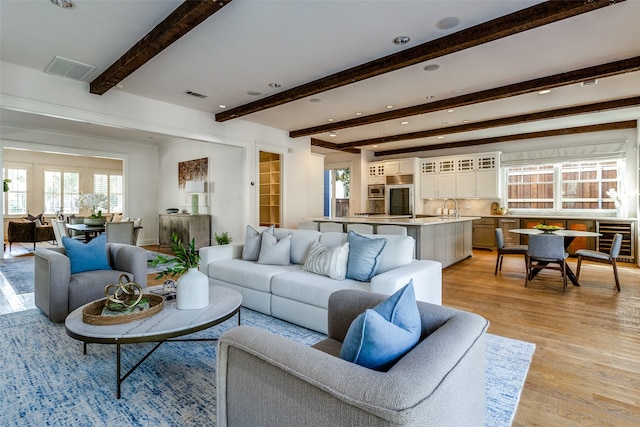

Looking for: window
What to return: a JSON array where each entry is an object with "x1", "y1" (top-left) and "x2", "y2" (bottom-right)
[
  {"x1": 506, "y1": 160, "x2": 621, "y2": 211},
  {"x1": 3, "y1": 168, "x2": 28, "y2": 215},
  {"x1": 44, "y1": 171, "x2": 80, "y2": 215},
  {"x1": 93, "y1": 173, "x2": 123, "y2": 213}
]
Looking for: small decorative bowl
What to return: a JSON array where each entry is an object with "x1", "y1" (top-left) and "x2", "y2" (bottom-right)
[{"x1": 165, "y1": 208, "x2": 179, "y2": 214}]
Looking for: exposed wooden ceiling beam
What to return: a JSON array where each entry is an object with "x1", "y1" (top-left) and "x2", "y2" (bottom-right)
[
  {"x1": 332, "y1": 96, "x2": 640, "y2": 149},
  {"x1": 291, "y1": 56, "x2": 640, "y2": 138},
  {"x1": 90, "y1": 0, "x2": 232, "y2": 95},
  {"x1": 215, "y1": 0, "x2": 624, "y2": 122},
  {"x1": 373, "y1": 121, "x2": 637, "y2": 157},
  {"x1": 310, "y1": 138, "x2": 360, "y2": 154}
]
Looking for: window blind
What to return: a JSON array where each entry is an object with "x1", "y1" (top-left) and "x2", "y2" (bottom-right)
[{"x1": 501, "y1": 141, "x2": 627, "y2": 167}]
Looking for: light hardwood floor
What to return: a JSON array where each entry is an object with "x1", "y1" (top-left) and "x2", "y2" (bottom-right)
[
  {"x1": 444, "y1": 249, "x2": 640, "y2": 427},
  {"x1": 2, "y1": 244, "x2": 638, "y2": 425}
]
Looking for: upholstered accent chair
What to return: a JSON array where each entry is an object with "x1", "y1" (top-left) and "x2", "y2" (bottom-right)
[
  {"x1": 7, "y1": 220, "x2": 55, "y2": 251},
  {"x1": 525, "y1": 234, "x2": 569, "y2": 292},
  {"x1": 34, "y1": 243, "x2": 147, "y2": 322},
  {"x1": 494, "y1": 228, "x2": 528, "y2": 275},
  {"x1": 575, "y1": 233, "x2": 623, "y2": 291},
  {"x1": 217, "y1": 289, "x2": 489, "y2": 427}
]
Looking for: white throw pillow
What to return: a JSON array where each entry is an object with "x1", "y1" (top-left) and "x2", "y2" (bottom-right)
[
  {"x1": 257, "y1": 232, "x2": 291, "y2": 266},
  {"x1": 242, "y1": 225, "x2": 274, "y2": 261},
  {"x1": 303, "y1": 241, "x2": 349, "y2": 280}
]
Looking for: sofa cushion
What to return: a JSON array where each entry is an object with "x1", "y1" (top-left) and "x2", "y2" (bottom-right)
[
  {"x1": 271, "y1": 270, "x2": 368, "y2": 309},
  {"x1": 365, "y1": 234, "x2": 415, "y2": 274},
  {"x1": 339, "y1": 281, "x2": 420, "y2": 371},
  {"x1": 258, "y1": 232, "x2": 292, "y2": 266},
  {"x1": 242, "y1": 225, "x2": 274, "y2": 261},
  {"x1": 62, "y1": 234, "x2": 112, "y2": 274},
  {"x1": 209, "y1": 259, "x2": 300, "y2": 293},
  {"x1": 273, "y1": 228, "x2": 321, "y2": 264},
  {"x1": 303, "y1": 241, "x2": 349, "y2": 280},
  {"x1": 346, "y1": 231, "x2": 387, "y2": 281}
]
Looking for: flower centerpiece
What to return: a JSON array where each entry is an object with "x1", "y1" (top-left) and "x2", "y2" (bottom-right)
[
  {"x1": 78, "y1": 192, "x2": 108, "y2": 226},
  {"x1": 149, "y1": 232, "x2": 208, "y2": 309}
]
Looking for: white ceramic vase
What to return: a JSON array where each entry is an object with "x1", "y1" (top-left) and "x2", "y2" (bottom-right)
[{"x1": 176, "y1": 268, "x2": 209, "y2": 310}]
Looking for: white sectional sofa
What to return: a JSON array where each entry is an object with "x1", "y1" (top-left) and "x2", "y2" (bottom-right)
[{"x1": 199, "y1": 227, "x2": 442, "y2": 334}]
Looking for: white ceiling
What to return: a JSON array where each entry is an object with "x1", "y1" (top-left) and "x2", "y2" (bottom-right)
[{"x1": 1, "y1": 0, "x2": 639, "y2": 154}]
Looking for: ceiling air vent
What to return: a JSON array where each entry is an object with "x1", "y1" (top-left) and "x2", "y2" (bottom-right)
[
  {"x1": 185, "y1": 90, "x2": 208, "y2": 99},
  {"x1": 581, "y1": 79, "x2": 598, "y2": 87},
  {"x1": 44, "y1": 56, "x2": 96, "y2": 81}
]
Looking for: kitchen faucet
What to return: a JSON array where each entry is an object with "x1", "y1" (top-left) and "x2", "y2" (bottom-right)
[{"x1": 443, "y1": 198, "x2": 459, "y2": 217}]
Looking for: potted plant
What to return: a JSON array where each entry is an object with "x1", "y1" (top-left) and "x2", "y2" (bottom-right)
[
  {"x1": 78, "y1": 193, "x2": 109, "y2": 226},
  {"x1": 214, "y1": 231, "x2": 232, "y2": 245},
  {"x1": 149, "y1": 232, "x2": 208, "y2": 309},
  {"x1": 3, "y1": 179, "x2": 10, "y2": 192}
]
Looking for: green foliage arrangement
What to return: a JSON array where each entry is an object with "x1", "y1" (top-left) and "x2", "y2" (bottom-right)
[
  {"x1": 3, "y1": 179, "x2": 11, "y2": 192},
  {"x1": 214, "y1": 231, "x2": 232, "y2": 245},
  {"x1": 149, "y1": 232, "x2": 200, "y2": 279}
]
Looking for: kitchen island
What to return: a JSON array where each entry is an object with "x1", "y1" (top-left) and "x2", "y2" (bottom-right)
[{"x1": 306, "y1": 216, "x2": 479, "y2": 268}]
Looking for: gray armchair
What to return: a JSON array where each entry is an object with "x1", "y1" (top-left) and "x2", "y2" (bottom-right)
[
  {"x1": 217, "y1": 289, "x2": 489, "y2": 427},
  {"x1": 34, "y1": 243, "x2": 148, "y2": 322}
]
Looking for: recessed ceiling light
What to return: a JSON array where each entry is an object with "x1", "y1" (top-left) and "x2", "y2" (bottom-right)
[
  {"x1": 393, "y1": 36, "x2": 411, "y2": 45},
  {"x1": 447, "y1": 109, "x2": 455, "y2": 113},
  {"x1": 309, "y1": 98, "x2": 322, "y2": 103},
  {"x1": 355, "y1": 112, "x2": 362, "y2": 116},
  {"x1": 400, "y1": 121, "x2": 409, "y2": 125},
  {"x1": 426, "y1": 95, "x2": 435, "y2": 99},
  {"x1": 436, "y1": 16, "x2": 461, "y2": 30},
  {"x1": 50, "y1": 0, "x2": 75, "y2": 8},
  {"x1": 219, "y1": 104, "x2": 226, "y2": 109},
  {"x1": 247, "y1": 90, "x2": 262, "y2": 96},
  {"x1": 538, "y1": 89, "x2": 552, "y2": 95},
  {"x1": 386, "y1": 105, "x2": 394, "y2": 109},
  {"x1": 327, "y1": 118, "x2": 334, "y2": 122},
  {"x1": 372, "y1": 145, "x2": 379, "y2": 148},
  {"x1": 463, "y1": 120, "x2": 470, "y2": 123},
  {"x1": 437, "y1": 136, "x2": 445, "y2": 139},
  {"x1": 329, "y1": 132, "x2": 338, "y2": 137},
  {"x1": 423, "y1": 64, "x2": 440, "y2": 72},
  {"x1": 268, "y1": 82, "x2": 282, "y2": 88}
]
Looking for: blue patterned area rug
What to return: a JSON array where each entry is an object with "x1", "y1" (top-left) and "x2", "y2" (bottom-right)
[
  {"x1": 0, "y1": 308, "x2": 534, "y2": 426},
  {"x1": 0, "y1": 251, "x2": 172, "y2": 294}
]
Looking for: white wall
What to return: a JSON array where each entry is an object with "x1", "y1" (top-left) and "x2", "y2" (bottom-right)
[{"x1": 0, "y1": 61, "x2": 324, "y2": 251}]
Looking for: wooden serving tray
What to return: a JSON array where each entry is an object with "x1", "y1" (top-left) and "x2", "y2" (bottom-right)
[{"x1": 82, "y1": 294, "x2": 164, "y2": 325}]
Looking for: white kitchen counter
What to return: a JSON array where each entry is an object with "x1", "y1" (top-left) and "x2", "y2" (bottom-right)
[{"x1": 306, "y1": 216, "x2": 479, "y2": 268}]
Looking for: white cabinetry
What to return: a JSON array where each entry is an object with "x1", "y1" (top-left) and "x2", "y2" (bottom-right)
[
  {"x1": 385, "y1": 159, "x2": 415, "y2": 176},
  {"x1": 420, "y1": 152, "x2": 500, "y2": 199},
  {"x1": 418, "y1": 221, "x2": 473, "y2": 268},
  {"x1": 368, "y1": 162, "x2": 385, "y2": 185}
]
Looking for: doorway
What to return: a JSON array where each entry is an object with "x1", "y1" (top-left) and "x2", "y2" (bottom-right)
[{"x1": 324, "y1": 167, "x2": 350, "y2": 217}]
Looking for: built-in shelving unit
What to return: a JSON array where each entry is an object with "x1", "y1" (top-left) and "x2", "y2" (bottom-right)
[{"x1": 259, "y1": 151, "x2": 281, "y2": 227}]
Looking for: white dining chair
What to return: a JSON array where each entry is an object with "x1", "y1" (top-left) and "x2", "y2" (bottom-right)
[
  {"x1": 319, "y1": 222, "x2": 344, "y2": 233},
  {"x1": 376, "y1": 225, "x2": 408, "y2": 236},
  {"x1": 298, "y1": 221, "x2": 319, "y2": 231},
  {"x1": 346, "y1": 224, "x2": 374, "y2": 234}
]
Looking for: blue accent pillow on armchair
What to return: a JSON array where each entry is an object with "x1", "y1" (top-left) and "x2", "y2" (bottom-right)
[
  {"x1": 62, "y1": 234, "x2": 112, "y2": 274},
  {"x1": 339, "y1": 281, "x2": 421, "y2": 371},
  {"x1": 345, "y1": 231, "x2": 387, "y2": 281}
]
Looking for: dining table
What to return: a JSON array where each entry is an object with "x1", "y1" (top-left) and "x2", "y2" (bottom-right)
[
  {"x1": 509, "y1": 228, "x2": 602, "y2": 286},
  {"x1": 65, "y1": 223, "x2": 106, "y2": 242}
]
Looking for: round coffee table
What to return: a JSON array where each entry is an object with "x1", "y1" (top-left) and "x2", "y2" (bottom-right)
[{"x1": 65, "y1": 285, "x2": 242, "y2": 398}]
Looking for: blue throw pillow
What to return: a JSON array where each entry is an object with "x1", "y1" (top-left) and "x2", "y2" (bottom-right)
[
  {"x1": 62, "y1": 234, "x2": 112, "y2": 274},
  {"x1": 339, "y1": 281, "x2": 421, "y2": 371},
  {"x1": 345, "y1": 231, "x2": 387, "y2": 281}
]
